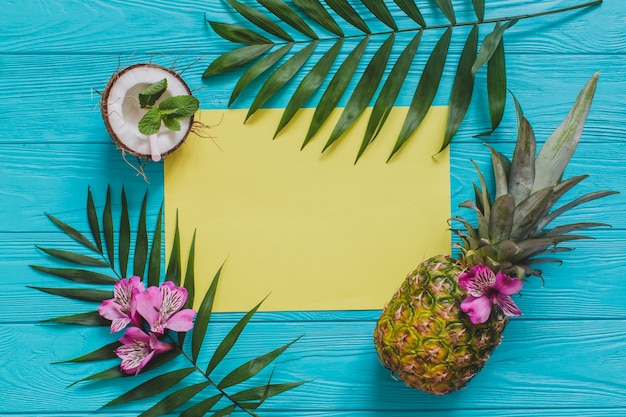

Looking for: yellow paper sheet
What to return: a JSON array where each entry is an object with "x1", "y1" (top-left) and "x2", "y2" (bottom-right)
[{"x1": 164, "y1": 107, "x2": 450, "y2": 312}]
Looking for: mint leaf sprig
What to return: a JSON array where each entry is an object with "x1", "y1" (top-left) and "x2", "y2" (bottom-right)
[{"x1": 138, "y1": 79, "x2": 200, "y2": 136}]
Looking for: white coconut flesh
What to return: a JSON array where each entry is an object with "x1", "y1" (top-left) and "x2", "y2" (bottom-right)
[{"x1": 101, "y1": 63, "x2": 194, "y2": 161}]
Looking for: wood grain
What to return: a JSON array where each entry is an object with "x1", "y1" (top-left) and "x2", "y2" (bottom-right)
[{"x1": 1, "y1": 0, "x2": 625, "y2": 416}]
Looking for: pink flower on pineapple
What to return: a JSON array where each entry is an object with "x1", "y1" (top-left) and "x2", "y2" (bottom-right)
[
  {"x1": 135, "y1": 281, "x2": 196, "y2": 334},
  {"x1": 114, "y1": 327, "x2": 173, "y2": 375},
  {"x1": 458, "y1": 265, "x2": 523, "y2": 324},
  {"x1": 98, "y1": 276, "x2": 144, "y2": 332}
]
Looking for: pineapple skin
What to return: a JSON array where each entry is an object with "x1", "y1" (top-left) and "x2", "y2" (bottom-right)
[{"x1": 374, "y1": 255, "x2": 507, "y2": 395}]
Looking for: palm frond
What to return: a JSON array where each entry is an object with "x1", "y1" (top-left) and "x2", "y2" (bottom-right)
[
  {"x1": 203, "y1": 0, "x2": 602, "y2": 161},
  {"x1": 31, "y1": 186, "x2": 304, "y2": 416}
]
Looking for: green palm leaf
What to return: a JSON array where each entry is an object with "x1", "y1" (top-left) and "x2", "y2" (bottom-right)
[
  {"x1": 292, "y1": 0, "x2": 343, "y2": 36},
  {"x1": 226, "y1": 0, "x2": 293, "y2": 41},
  {"x1": 208, "y1": 21, "x2": 272, "y2": 45},
  {"x1": 357, "y1": 31, "x2": 422, "y2": 162},
  {"x1": 103, "y1": 368, "x2": 195, "y2": 408},
  {"x1": 258, "y1": 0, "x2": 318, "y2": 39},
  {"x1": 179, "y1": 394, "x2": 223, "y2": 417},
  {"x1": 302, "y1": 36, "x2": 369, "y2": 148},
  {"x1": 362, "y1": 0, "x2": 397, "y2": 30},
  {"x1": 434, "y1": 0, "x2": 456, "y2": 24},
  {"x1": 390, "y1": 27, "x2": 452, "y2": 161},
  {"x1": 119, "y1": 187, "x2": 130, "y2": 277},
  {"x1": 441, "y1": 24, "x2": 479, "y2": 152},
  {"x1": 139, "y1": 382, "x2": 211, "y2": 417},
  {"x1": 33, "y1": 187, "x2": 304, "y2": 416},
  {"x1": 275, "y1": 38, "x2": 343, "y2": 138},
  {"x1": 323, "y1": 33, "x2": 396, "y2": 152},
  {"x1": 103, "y1": 186, "x2": 114, "y2": 267},
  {"x1": 326, "y1": 0, "x2": 370, "y2": 33},
  {"x1": 203, "y1": 0, "x2": 601, "y2": 161},
  {"x1": 246, "y1": 41, "x2": 318, "y2": 121}
]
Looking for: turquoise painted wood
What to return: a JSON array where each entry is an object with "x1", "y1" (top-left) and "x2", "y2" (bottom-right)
[{"x1": 1, "y1": 1, "x2": 625, "y2": 416}]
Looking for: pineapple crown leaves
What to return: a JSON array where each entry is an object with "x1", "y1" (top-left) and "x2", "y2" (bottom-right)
[
  {"x1": 29, "y1": 186, "x2": 304, "y2": 417},
  {"x1": 203, "y1": 0, "x2": 602, "y2": 163},
  {"x1": 451, "y1": 72, "x2": 619, "y2": 279}
]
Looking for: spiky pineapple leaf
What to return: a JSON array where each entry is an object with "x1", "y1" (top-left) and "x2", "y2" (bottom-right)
[
  {"x1": 489, "y1": 194, "x2": 514, "y2": 243},
  {"x1": 537, "y1": 190, "x2": 619, "y2": 231},
  {"x1": 532, "y1": 72, "x2": 599, "y2": 192},
  {"x1": 507, "y1": 95, "x2": 536, "y2": 204},
  {"x1": 203, "y1": 1, "x2": 602, "y2": 161}
]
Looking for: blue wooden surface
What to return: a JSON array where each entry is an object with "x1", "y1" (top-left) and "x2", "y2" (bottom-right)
[{"x1": 1, "y1": 1, "x2": 626, "y2": 416}]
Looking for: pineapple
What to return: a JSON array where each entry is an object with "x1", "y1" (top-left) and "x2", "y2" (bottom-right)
[{"x1": 373, "y1": 73, "x2": 617, "y2": 395}]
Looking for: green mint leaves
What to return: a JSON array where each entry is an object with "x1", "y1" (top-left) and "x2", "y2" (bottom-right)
[{"x1": 137, "y1": 79, "x2": 200, "y2": 135}]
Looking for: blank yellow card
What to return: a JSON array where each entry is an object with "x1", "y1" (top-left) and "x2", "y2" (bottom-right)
[{"x1": 164, "y1": 107, "x2": 450, "y2": 312}]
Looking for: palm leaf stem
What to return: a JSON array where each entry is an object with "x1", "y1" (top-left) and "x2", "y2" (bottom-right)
[
  {"x1": 164, "y1": 334, "x2": 259, "y2": 417},
  {"x1": 231, "y1": 0, "x2": 601, "y2": 44}
]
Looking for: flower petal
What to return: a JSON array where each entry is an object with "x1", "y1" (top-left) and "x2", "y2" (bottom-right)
[
  {"x1": 461, "y1": 295, "x2": 493, "y2": 324},
  {"x1": 165, "y1": 309, "x2": 196, "y2": 332},
  {"x1": 135, "y1": 286, "x2": 162, "y2": 328},
  {"x1": 494, "y1": 294, "x2": 522, "y2": 317},
  {"x1": 494, "y1": 271, "x2": 523, "y2": 295},
  {"x1": 458, "y1": 271, "x2": 472, "y2": 290}
]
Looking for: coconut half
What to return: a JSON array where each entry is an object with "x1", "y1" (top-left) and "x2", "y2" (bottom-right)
[{"x1": 101, "y1": 63, "x2": 195, "y2": 162}]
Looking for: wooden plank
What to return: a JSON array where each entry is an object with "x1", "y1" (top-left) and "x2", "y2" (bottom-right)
[
  {"x1": 0, "y1": 1, "x2": 621, "y2": 54},
  {"x1": 2, "y1": 319, "x2": 626, "y2": 413},
  {"x1": 2, "y1": 227, "x2": 625, "y2": 322}
]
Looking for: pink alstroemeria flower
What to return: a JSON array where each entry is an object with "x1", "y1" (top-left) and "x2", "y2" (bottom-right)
[
  {"x1": 135, "y1": 281, "x2": 196, "y2": 334},
  {"x1": 115, "y1": 327, "x2": 173, "y2": 375},
  {"x1": 98, "y1": 276, "x2": 144, "y2": 332},
  {"x1": 458, "y1": 265, "x2": 523, "y2": 324}
]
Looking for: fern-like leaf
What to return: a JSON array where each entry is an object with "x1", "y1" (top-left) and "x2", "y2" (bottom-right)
[
  {"x1": 203, "y1": 0, "x2": 602, "y2": 161},
  {"x1": 32, "y1": 187, "x2": 304, "y2": 416}
]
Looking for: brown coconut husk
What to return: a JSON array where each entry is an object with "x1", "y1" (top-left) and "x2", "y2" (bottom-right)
[{"x1": 100, "y1": 63, "x2": 195, "y2": 161}]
